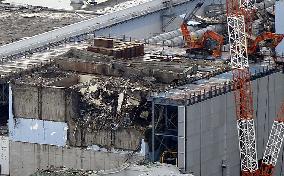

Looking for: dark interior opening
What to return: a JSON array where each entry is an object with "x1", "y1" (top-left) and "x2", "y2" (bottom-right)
[
  {"x1": 148, "y1": 104, "x2": 178, "y2": 164},
  {"x1": 0, "y1": 84, "x2": 9, "y2": 127},
  {"x1": 0, "y1": 104, "x2": 8, "y2": 126}
]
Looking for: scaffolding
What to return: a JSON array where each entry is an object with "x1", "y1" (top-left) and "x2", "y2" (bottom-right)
[{"x1": 151, "y1": 100, "x2": 178, "y2": 163}]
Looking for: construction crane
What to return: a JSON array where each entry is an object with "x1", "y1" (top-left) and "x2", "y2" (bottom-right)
[
  {"x1": 180, "y1": 2, "x2": 204, "y2": 48},
  {"x1": 259, "y1": 102, "x2": 284, "y2": 176},
  {"x1": 226, "y1": 0, "x2": 284, "y2": 175},
  {"x1": 226, "y1": 0, "x2": 259, "y2": 174},
  {"x1": 180, "y1": 2, "x2": 224, "y2": 58}
]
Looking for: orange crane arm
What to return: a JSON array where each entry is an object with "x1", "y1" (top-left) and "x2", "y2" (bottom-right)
[
  {"x1": 248, "y1": 32, "x2": 284, "y2": 54},
  {"x1": 202, "y1": 31, "x2": 224, "y2": 58},
  {"x1": 180, "y1": 22, "x2": 192, "y2": 48},
  {"x1": 180, "y1": 2, "x2": 204, "y2": 48}
]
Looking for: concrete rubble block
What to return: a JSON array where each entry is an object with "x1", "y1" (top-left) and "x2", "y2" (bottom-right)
[
  {"x1": 84, "y1": 130, "x2": 112, "y2": 148},
  {"x1": 58, "y1": 48, "x2": 200, "y2": 84},
  {"x1": 52, "y1": 75, "x2": 79, "y2": 88},
  {"x1": 87, "y1": 46, "x2": 114, "y2": 56},
  {"x1": 152, "y1": 69, "x2": 184, "y2": 84},
  {"x1": 82, "y1": 128, "x2": 143, "y2": 150},
  {"x1": 12, "y1": 68, "x2": 79, "y2": 121},
  {"x1": 113, "y1": 49, "x2": 123, "y2": 58},
  {"x1": 93, "y1": 38, "x2": 114, "y2": 48},
  {"x1": 88, "y1": 38, "x2": 144, "y2": 59},
  {"x1": 56, "y1": 58, "x2": 113, "y2": 75}
]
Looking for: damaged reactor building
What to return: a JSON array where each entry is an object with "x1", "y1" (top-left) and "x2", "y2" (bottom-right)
[{"x1": 0, "y1": 0, "x2": 283, "y2": 176}]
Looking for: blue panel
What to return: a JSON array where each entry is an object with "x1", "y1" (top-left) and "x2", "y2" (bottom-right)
[{"x1": 9, "y1": 118, "x2": 68, "y2": 146}]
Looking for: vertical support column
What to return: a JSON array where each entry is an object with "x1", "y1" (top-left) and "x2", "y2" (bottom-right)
[
  {"x1": 8, "y1": 84, "x2": 14, "y2": 138},
  {"x1": 178, "y1": 106, "x2": 186, "y2": 171},
  {"x1": 151, "y1": 100, "x2": 155, "y2": 162},
  {"x1": 165, "y1": 105, "x2": 168, "y2": 130}
]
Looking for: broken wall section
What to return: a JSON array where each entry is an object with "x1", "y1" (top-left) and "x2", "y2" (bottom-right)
[
  {"x1": 68, "y1": 75, "x2": 153, "y2": 150},
  {"x1": 12, "y1": 67, "x2": 79, "y2": 121},
  {"x1": 10, "y1": 66, "x2": 150, "y2": 150},
  {"x1": 57, "y1": 48, "x2": 198, "y2": 84}
]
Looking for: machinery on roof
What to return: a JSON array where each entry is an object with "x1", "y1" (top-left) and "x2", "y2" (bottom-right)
[
  {"x1": 180, "y1": 2, "x2": 224, "y2": 59},
  {"x1": 248, "y1": 32, "x2": 284, "y2": 60}
]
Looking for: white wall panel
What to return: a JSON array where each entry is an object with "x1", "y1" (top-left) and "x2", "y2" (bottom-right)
[{"x1": 0, "y1": 136, "x2": 9, "y2": 175}]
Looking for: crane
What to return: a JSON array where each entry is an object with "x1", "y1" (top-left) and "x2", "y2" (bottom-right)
[
  {"x1": 226, "y1": 0, "x2": 284, "y2": 175},
  {"x1": 226, "y1": 0, "x2": 259, "y2": 174},
  {"x1": 180, "y1": 2, "x2": 224, "y2": 58},
  {"x1": 259, "y1": 102, "x2": 284, "y2": 176},
  {"x1": 180, "y1": 2, "x2": 204, "y2": 49},
  {"x1": 248, "y1": 32, "x2": 284, "y2": 60}
]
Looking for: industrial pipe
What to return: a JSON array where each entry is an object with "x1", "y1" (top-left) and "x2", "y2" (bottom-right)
[{"x1": 147, "y1": 29, "x2": 182, "y2": 44}]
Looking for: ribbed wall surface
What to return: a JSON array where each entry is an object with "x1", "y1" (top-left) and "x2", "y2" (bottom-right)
[{"x1": 178, "y1": 71, "x2": 284, "y2": 175}]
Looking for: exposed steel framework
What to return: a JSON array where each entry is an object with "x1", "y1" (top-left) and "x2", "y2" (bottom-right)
[
  {"x1": 260, "y1": 102, "x2": 284, "y2": 176},
  {"x1": 227, "y1": 16, "x2": 249, "y2": 69},
  {"x1": 227, "y1": 0, "x2": 259, "y2": 174}
]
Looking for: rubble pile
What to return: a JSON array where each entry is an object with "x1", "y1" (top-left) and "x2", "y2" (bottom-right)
[
  {"x1": 13, "y1": 65, "x2": 78, "y2": 87},
  {"x1": 31, "y1": 163, "x2": 193, "y2": 176},
  {"x1": 31, "y1": 166, "x2": 95, "y2": 176},
  {"x1": 58, "y1": 48, "x2": 198, "y2": 84},
  {"x1": 72, "y1": 76, "x2": 162, "y2": 131}
]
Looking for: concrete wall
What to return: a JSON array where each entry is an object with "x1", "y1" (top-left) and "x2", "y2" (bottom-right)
[
  {"x1": 94, "y1": 0, "x2": 220, "y2": 39},
  {"x1": 84, "y1": 128, "x2": 142, "y2": 150},
  {"x1": 13, "y1": 85, "x2": 39, "y2": 119},
  {"x1": 12, "y1": 84, "x2": 142, "y2": 150},
  {"x1": 178, "y1": 71, "x2": 284, "y2": 176},
  {"x1": 10, "y1": 141, "x2": 137, "y2": 176},
  {"x1": 69, "y1": 125, "x2": 142, "y2": 150},
  {"x1": 12, "y1": 84, "x2": 66, "y2": 122},
  {"x1": 0, "y1": 136, "x2": 9, "y2": 175}
]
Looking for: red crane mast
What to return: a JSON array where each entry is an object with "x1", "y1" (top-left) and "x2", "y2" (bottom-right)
[
  {"x1": 226, "y1": 0, "x2": 284, "y2": 175},
  {"x1": 226, "y1": 0, "x2": 259, "y2": 175}
]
